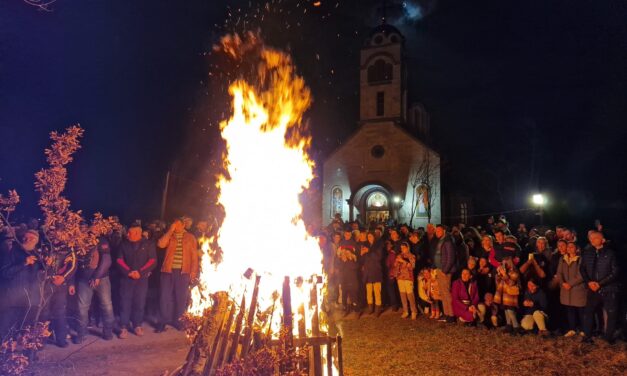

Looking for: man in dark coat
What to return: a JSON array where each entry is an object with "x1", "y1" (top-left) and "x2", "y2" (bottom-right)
[
  {"x1": 116, "y1": 224, "x2": 157, "y2": 338},
  {"x1": 580, "y1": 231, "x2": 620, "y2": 344},
  {"x1": 72, "y1": 237, "x2": 115, "y2": 343},
  {"x1": 434, "y1": 225, "x2": 457, "y2": 323},
  {"x1": 0, "y1": 230, "x2": 45, "y2": 338},
  {"x1": 338, "y1": 228, "x2": 360, "y2": 316}
]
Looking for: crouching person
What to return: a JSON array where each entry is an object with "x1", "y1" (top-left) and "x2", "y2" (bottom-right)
[
  {"x1": 451, "y1": 268, "x2": 480, "y2": 325},
  {"x1": 477, "y1": 293, "x2": 499, "y2": 328},
  {"x1": 521, "y1": 279, "x2": 549, "y2": 336},
  {"x1": 116, "y1": 224, "x2": 157, "y2": 338}
]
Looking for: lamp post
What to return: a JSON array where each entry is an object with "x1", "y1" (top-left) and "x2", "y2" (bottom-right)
[{"x1": 532, "y1": 194, "x2": 546, "y2": 225}]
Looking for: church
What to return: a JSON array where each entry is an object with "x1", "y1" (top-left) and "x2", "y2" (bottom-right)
[{"x1": 321, "y1": 22, "x2": 442, "y2": 228}]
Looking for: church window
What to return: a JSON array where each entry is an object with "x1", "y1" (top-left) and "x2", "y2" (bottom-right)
[
  {"x1": 367, "y1": 59, "x2": 393, "y2": 84},
  {"x1": 460, "y1": 202, "x2": 468, "y2": 224},
  {"x1": 415, "y1": 184, "x2": 429, "y2": 217},
  {"x1": 390, "y1": 34, "x2": 399, "y2": 43},
  {"x1": 371, "y1": 145, "x2": 385, "y2": 159},
  {"x1": 367, "y1": 192, "x2": 388, "y2": 209},
  {"x1": 331, "y1": 186, "x2": 343, "y2": 218},
  {"x1": 373, "y1": 35, "x2": 384, "y2": 45},
  {"x1": 376, "y1": 91, "x2": 385, "y2": 116}
]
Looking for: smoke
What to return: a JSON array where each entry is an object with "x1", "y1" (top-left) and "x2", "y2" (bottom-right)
[{"x1": 402, "y1": 1, "x2": 424, "y2": 22}]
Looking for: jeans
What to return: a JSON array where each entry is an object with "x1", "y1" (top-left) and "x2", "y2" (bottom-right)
[
  {"x1": 504, "y1": 308, "x2": 519, "y2": 328},
  {"x1": 119, "y1": 277, "x2": 149, "y2": 329},
  {"x1": 584, "y1": 291, "x2": 618, "y2": 341},
  {"x1": 385, "y1": 278, "x2": 399, "y2": 308},
  {"x1": 159, "y1": 269, "x2": 191, "y2": 325},
  {"x1": 435, "y1": 270, "x2": 453, "y2": 317},
  {"x1": 521, "y1": 311, "x2": 548, "y2": 331},
  {"x1": 41, "y1": 284, "x2": 69, "y2": 344},
  {"x1": 76, "y1": 277, "x2": 114, "y2": 335},
  {"x1": 565, "y1": 305, "x2": 585, "y2": 332},
  {"x1": 365, "y1": 282, "x2": 382, "y2": 306}
]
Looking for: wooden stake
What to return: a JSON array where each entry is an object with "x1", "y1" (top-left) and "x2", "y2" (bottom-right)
[
  {"x1": 337, "y1": 335, "x2": 344, "y2": 376},
  {"x1": 310, "y1": 282, "x2": 322, "y2": 376},
  {"x1": 226, "y1": 294, "x2": 246, "y2": 363},
  {"x1": 214, "y1": 300, "x2": 237, "y2": 369},
  {"x1": 201, "y1": 292, "x2": 229, "y2": 376},
  {"x1": 240, "y1": 274, "x2": 261, "y2": 358},
  {"x1": 282, "y1": 276, "x2": 293, "y2": 348}
]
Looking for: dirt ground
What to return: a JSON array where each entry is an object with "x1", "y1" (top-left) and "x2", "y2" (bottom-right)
[
  {"x1": 27, "y1": 311, "x2": 627, "y2": 376},
  {"x1": 29, "y1": 328, "x2": 188, "y2": 376}
]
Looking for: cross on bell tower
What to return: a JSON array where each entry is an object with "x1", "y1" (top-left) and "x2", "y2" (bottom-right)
[{"x1": 377, "y1": 0, "x2": 397, "y2": 24}]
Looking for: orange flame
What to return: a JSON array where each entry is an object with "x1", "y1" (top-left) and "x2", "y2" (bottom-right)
[{"x1": 189, "y1": 33, "x2": 325, "y2": 340}]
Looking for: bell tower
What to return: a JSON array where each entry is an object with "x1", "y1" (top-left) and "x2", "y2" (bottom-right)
[{"x1": 359, "y1": 20, "x2": 406, "y2": 125}]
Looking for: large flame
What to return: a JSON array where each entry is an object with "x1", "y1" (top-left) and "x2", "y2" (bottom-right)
[{"x1": 189, "y1": 33, "x2": 324, "y2": 339}]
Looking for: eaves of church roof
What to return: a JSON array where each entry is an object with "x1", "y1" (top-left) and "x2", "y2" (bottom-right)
[{"x1": 322, "y1": 122, "x2": 440, "y2": 166}]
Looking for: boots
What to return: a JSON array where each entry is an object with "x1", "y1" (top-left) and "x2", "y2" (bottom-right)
[
  {"x1": 375, "y1": 305, "x2": 382, "y2": 317},
  {"x1": 399, "y1": 292, "x2": 409, "y2": 317},
  {"x1": 342, "y1": 305, "x2": 351, "y2": 318},
  {"x1": 368, "y1": 304, "x2": 374, "y2": 315},
  {"x1": 103, "y1": 327, "x2": 113, "y2": 340}
]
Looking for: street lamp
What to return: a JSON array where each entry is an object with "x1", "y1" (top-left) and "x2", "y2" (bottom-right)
[{"x1": 532, "y1": 194, "x2": 546, "y2": 224}]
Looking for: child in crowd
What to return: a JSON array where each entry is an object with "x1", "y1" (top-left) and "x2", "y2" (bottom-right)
[
  {"x1": 494, "y1": 266, "x2": 521, "y2": 334},
  {"x1": 417, "y1": 268, "x2": 432, "y2": 316},
  {"x1": 478, "y1": 292, "x2": 499, "y2": 328},
  {"x1": 394, "y1": 242, "x2": 417, "y2": 319},
  {"x1": 429, "y1": 269, "x2": 442, "y2": 319}
]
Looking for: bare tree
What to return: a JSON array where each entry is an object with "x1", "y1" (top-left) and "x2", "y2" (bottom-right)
[
  {"x1": 22, "y1": 0, "x2": 56, "y2": 12},
  {"x1": 408, "y1": 150, "x2": 439, "y2": 227}
]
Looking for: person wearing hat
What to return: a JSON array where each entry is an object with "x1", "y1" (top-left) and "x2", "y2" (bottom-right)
[{"x1": 155, "y1": 218, "x2": 199, "y2": 332}]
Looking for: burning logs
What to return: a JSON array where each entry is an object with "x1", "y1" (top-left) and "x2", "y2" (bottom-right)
[{"x1": 179, "y1": 276, "x2": 342, "y2": 376}]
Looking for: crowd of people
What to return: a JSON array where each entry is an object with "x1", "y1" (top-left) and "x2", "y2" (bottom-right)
[
  {"x1": 0, "y1": 217, "x2": 203, "y2": 348},
  {"x1": 319, "y1": 215, "x2": 623, "y2": 344},
  {"x1": 0, "y1": 213, "x2": 623, "y2": 356}
]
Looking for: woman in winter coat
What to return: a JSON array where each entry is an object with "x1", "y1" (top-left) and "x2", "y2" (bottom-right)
[
  {"x1": 360, "y1": 232, "x2": 383, "y2": 316},
  {"x1": 451, "y1": 268, "x2": 480, "y2": 324},
  {"x1": 554, "y1": 241, "x2": 587, "y2": 337}
]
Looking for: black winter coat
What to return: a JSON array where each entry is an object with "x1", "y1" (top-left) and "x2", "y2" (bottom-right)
[
  {"x1": 360, "y1": 240, "x2": 383, "y2": 283},
  {"x1": 580, "y1": 246, "x2": 619, "y2": 293},
  {"x1": 0, "y1": 247, "x2": 44, "y2": 308}
]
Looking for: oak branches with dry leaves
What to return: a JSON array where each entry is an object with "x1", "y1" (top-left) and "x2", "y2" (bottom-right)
[{"x1": 34, "y1": 125, "x2": 120, "y2": 255}]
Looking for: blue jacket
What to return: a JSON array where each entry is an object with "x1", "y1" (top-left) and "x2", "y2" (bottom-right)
[
  {"x1": 435, "y1": 235, "x2": 457, "y2": 275},
  {"x1": 580, "y1": 246, "x2": 619, "y2": 293}
]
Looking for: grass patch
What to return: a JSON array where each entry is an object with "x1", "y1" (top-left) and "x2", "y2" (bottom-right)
[{"x1": 336, "y1": 314, "x2": 626, "y2": 376}]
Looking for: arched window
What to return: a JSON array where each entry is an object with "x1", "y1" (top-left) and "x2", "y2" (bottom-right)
[
  {"x1": 367, "y1": 59, "x2": 393, "y2": 84},
  {"x1": 416, "y1": 184, "x2": 429, "y2": 217},
  {"x1": 367, "y1": 192, "x2": 388, "y2": 210},
  {"x1": 331, "y1": 186, "x2": 343, "y2": 218}
]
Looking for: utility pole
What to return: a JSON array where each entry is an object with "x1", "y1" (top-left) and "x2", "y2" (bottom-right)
[{"x1": 160, "y1": 170, "x2": 170, "y2": 221}]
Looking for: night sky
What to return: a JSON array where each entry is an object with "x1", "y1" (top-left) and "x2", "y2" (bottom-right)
[{"x1": 1, "y1": 0, "x2": 626, "y2": 233}]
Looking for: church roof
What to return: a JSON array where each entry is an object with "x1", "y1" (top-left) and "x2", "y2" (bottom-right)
[{"x1": 323, "y1": 122, "x2": 439, "y2": 165}]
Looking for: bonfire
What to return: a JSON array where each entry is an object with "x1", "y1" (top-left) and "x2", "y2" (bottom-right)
[{"x1": 176, "y1": 33, "x2": 341, "y2": 376}]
